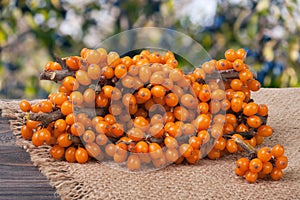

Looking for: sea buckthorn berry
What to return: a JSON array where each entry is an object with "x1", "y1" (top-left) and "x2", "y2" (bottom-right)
[
  {"x1": 21, "y1": 125, "x2": 33, "y2": 140},
  {"x1": 75, "y1": 147, "x2": 89, "y2": 164},
  {"x1": 50, "y1": 145, "x2": 65, "y2": 159},
  {"x1": 39, "y1": 101, "x2": 53, "y2": 113},
  {"x1": 210, "y1": 123, "x2": 223, "y2": 138},
  {"x1": 194, "y1": 114, "x2": 211, "y2": 131},
  {"x1": 166, "y1": 58, "x2": 178, "y2": 68},
  {"x1": 173, "y1": 106, "x2": 189, "y2": 122},
  {"x1": 216, "y1": 59, "x2": 229, "y2": 70},
  {"x1": 239, "y1": 69, "x2": 253, "y2": 82},
  {"x1": 236, "y1": 48, "x2": 247, "y2": 61},
  {"x1": 70, "y1": 91, "x2": 83, "y2": 105},
  {"x1": 226, "y1": 140, "x2": 238, "y2": 153},
  {"x1": 127, "y1": 154, "x2": 141, "y2": 171},
  {"x1": 96, "y1": 92, "x2": 109, "y2": 107},
  {"x1": 76, "y1": 70, "x2": 91, "y2": 86},
  {"x1": 257, "y1": 147, "x2": 272, "y2": 162},
  {"x1": 247, "y1": 115, "x2": 262, "y2": 128},
  {"x1": 62, "y1": 76, "x2": 79, "y2": 91},
  {"x1": 82, "y1": 130, "x2": 96, "y2": 143},
  {"x1": 258, "y1": 104, "x2": 269, "y2": 116},
  {"x1": 113, "y1": 148, "x2": 128, "y2": 163},
  {"x1": 236, "y1": 157, "x2": 249, "y2": 172},
  {"x1": 137, "y1": 88, "x2": 151, "y2": 101},
  {"x1": 65, "y1": 147, "x2": 76, "y2": 163},
  {"x1": 87, "y1": 64, "x2": 101, "y2": 80},
  {"x1": 243, "y1": 102, "x2": 259, "y2": 116},
  {"x1": 66, "y1": 56, "x2": 79, "y2": 70},
  {"x1": 230, "y1": 79, "x2": 243, "y2": 91},
  {"x1": 71, "y1": 122, "x2": 85, "y2": 136},
  {"x1": 164, "y1": 93, "x2": 179, "y2": 107},
  {"x1": 257, "y1": 125, "x2": 273, "y2": 137},
  {"x1": 151, "y1": 85, "x2": 166, "y2": 98},
  {"x1": 54, "y1": 92, "x2": 68, "y2": 105},
  {"x1": 95, "y1": 134, "x2": 108, "y2": 146},
  {"x1": 149, "y1": 52, "x2": 162, "y2": 63},
  {"x1": 86, "y1": 143, "x2": 102, "y2": 159},
  {"x1": 105, "y1": 144, "x2": 116, "y2": 157},
  {"x1": 38, "y1": 128, "x2": 51, "y2": 143},
  {"x1": 271, "y1": 144, "x2": 284, "y2": 158},
  {"x1": 101, "y1": 66, "x2": 114, "y2": 79},
  {"x1": 149, "y1": 123, "x2": 164, "y2": 138},
  {"x1": 169, "y1": 68, "x2": 183, "y2": 82},
  {"x1": 96, "y1": 48, "x2": 108, "y2": 63},
  {"x1": 235, "y1": 124, "x2": 248, "y2": 133},
  {"x1": 275, "y1": 156, "x2": 288, "y2": 169},
  {"x1": 189, "y1": 136, "x2": 202, "y2": 149},
  {"x1": 186, "y1": 149, "x2": 200, "y2": 164},
  {"x1": 149, "y1": 143, "x2": 163, "y2": 159},
  {"x1": 86, "y1": 49, "x2": 101, "y2": 64},
  {"x1": 122, "y1": 93, "x2": 136, "y2": 107},
  {"x1": 150, "y1": 71, "x2": 165, "y2": 85},
  {"x1": 232, "y1": 91, "x2": 246, "y2": 101},
  {"x1": 19, "y1": 100, "x2": 31, "y2": 112},
  {"x1": 245, "y1": 170, "x2": 258, "y2": 183},
  {"x1": 115, "y1": 64, "x2": 127, "y2": 78},
  {"x1": 231, "y1": 97, "x2": 243, "y2": 113},
  {"x1": 61, "y1": 100, "x2": 73, "y2": 116},
  {"x1": 57, "y1": 133, "x2": 72, "y2": 147},
  {"x1": 32, "y1": 131, "x2": 44, "y2": 147},
  {"x1": 214, "y1": 137, "x2": 226, "y2": 150},
  {"x1": 255, "y1": 135, "x2": 264, "y2": 145},
  {"x1": 127, "y1": 128, "x2": 145, "y2": 142},
  {"x1": 225, "y1": 49, "x2": 237, "y2": 62},
  {"x1": 211, "y1": 89, "x2": 226, "y2": 101},
  {"x1": 135, "y1": 141, "x2": 149, "y2": 153},
  {"x1": 270, "y1": 168, "x2": 283, "y2": 181},
  {"x1": 193, "y1": 68, "x2": 206, "y2": 79},
  {"x1": 201, "y1": 61, "x2": 215, "y2": 74},
  {"x1": 164, "y1": 136, "x2": 178, "y2": 149},
  {"x1": 262, "y1": 162, "x2": 273, "y2": 174},
  {"x1": 197, "y1": 130, "x2": 210, "y2": 144},
  {"x1": 207, "y1": 149, "x2": 221, "y2": 160},
  {"x1": 249, "y1": 158, "x2": 263, "y2": 173},
  {"x1": 54, "y1": 119, "x2": 67, "y2": 132},
  {"x1": 180, "y1": 94, "x2": 197, "y2": 108},
  {"x1": 179, "y1": 143, "x2": 193, "y2": 158},
  {"x1": 221, "y1": 99, "x2": 230, "y2": 111},
  {"x1": 232, "y1": 59, "x2": 245, "y2": 71},
  {"x1": 165, "y1": 148, "x2": 179, "y2": 163},
  {"x1": 247, "y1": 79, "x2": 261, "y2": 91},
  {"x1": 235, "y1": 168, "x2": 246, "y2": 176}
]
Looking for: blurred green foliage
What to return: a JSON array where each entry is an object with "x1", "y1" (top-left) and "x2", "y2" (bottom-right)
[{"x1": 0, "y1": 0, "x2": 299, "y2": 98}]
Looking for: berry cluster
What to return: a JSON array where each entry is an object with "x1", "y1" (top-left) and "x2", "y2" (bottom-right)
[
  {"x1": 235, "y1": 143, "x2": 288, "y2": 183},
  {"x1": 19, "y1": 47, "x2": 287, "y2": 182}
]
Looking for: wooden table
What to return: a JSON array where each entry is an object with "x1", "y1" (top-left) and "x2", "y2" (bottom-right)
[{"x1": 0, "y1": 110, "x2": 59, "y2": 200}]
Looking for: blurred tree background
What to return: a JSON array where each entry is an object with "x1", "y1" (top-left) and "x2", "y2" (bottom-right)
[{"x1": 0, "y1": 0, "x2": 299, "y2": 99}]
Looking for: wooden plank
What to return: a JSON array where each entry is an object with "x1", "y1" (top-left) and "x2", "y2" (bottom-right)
[{"x1": 0, "y1": 111, "x2": 59, "y2": 200}]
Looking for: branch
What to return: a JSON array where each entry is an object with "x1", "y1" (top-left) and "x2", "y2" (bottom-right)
[
  {"x1": 28, "y1": 109, "x2": 64, "y2": 127},
  {"x1": 39, "y1": 69, "x2": 75, "y2": 81}
]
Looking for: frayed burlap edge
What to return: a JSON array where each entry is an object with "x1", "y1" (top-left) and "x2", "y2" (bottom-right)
[{"x1": 0, "y1": 100, "x2": 82, "y2": 200}]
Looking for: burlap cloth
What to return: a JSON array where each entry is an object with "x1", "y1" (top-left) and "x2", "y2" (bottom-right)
[{"x1": 1, "y1": 88, "x2": 299, "y2": 200}]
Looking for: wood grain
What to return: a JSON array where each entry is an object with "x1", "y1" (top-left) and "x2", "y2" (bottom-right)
[{"x1": 0, "y1": 111, "x2": 59, "y2": 200}]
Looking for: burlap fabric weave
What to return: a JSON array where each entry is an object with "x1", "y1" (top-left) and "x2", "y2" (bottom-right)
[{"x1": 1, "y1": 88, "x2": 299, "y2": 200}]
